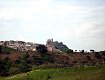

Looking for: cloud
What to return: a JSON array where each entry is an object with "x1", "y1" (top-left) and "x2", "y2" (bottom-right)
[{"x1": 0, "y1": 0, "x2": 105, "y2": 51}]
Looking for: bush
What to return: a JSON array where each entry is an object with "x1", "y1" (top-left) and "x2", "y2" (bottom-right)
[
  {"x1": 0, "y1": 46, "x2": 16, "y2": 54},
  {"x1": 21, "y1": 52, "x2": 29, "y2": 60},
  {"x1": 9, "y1": 67, "x2": 20, "y2": 75},
  {"x1": 61, "y1": 48, "x2": 73, "y2": 54},
  {"x1": 19, "y1": 64, "x2": 31, "y2": 72},
  {"x1": 0, "y1": 58, "x2": 12, "y2": 76},
  {"x1": 95, "y1": 53, "x2": 102, "y2": 59},
  {"x1": 18, "y1": 52, "x2": 31, "y2": 73},
  {"x1": 41, "y1": 53, "x2": 50, "y2": 61}
]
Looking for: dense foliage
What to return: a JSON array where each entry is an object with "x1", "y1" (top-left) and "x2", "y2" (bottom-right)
[
  {"x1": 60, "y1": 48, "x2": 73, "y2": 53},
  {"x1": 0, "y1": 45, "x2": 105, "y2": 77},
  {"x1": 0, "y1": 46, "x2": 16, "y2": 54}
]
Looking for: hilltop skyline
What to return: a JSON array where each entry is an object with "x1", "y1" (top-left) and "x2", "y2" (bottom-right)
[{"x1": 0, "y1": 0, "x2": 105, "y2": 51}]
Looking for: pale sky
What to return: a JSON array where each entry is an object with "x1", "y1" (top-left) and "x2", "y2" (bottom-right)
[{"x1": 0, "y1": 0, "x2": 105, "y2": 51}]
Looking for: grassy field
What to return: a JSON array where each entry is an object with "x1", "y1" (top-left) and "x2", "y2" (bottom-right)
[{"x1": 0, "y1": 65, "x2": 105, "y2": 80}]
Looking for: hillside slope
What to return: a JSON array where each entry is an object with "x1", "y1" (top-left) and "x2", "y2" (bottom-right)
[
  {"x1": 1, "y1": 65, "x2": 105, "y2": 80},
  {"x1": 0, "y1": 45, "x2": 105, "y2": 77}
]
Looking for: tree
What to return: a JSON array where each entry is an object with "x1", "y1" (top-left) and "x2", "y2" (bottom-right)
[
  {"x1": 81, "y1": 50, "x2": 84, "y2": 54},
  {"x1": 2, "y1": 57, "x2": 12, "y2": 71},
  {"x1": 0, "y1": 60, "x2": 7, "y2": 76},
  {"x1": 36, "y1": 45, "x2": 48, "y2": 53},
  {"x1": 21, "y1": 52, "x2": 29, "y2": 60},
  {"x1": 75, "y1": 50, "x2": 77, "y2": 52},
  {"x1": 90, "y1": 49, "x2": 95, "y2": 53},
  {"x1": 0, "y1": 57, "x2": 12, "y2": 76},
  {"x1": 9, "y1": 67, "x2": 20, "y2": 75},
  {"x1": 66, "y1": 49, "x2": 74, "y2": 54},
  {"x1": 59, "y1": 48, "x2": 74, "y2": 54},
  {"x1": 19, "y1": 52, "x2": 31, "y2": 72},
  {"x1": 0, "y1": 46, "x2": 2, "y2": 53},
  {"x1": 41, "y1": 53, "x2": 50, "y2": 61},
  {"x1": 95, "y1": 52, "x2": 102, "y2": 59}
]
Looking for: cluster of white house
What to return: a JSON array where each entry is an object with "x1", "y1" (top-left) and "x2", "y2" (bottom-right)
[
  {"x1": 0, "y1": 40, "x2": 36, "y2": 51},
  {"x1": 0, "y1": 39, "x2": 68, "y2": 52}
]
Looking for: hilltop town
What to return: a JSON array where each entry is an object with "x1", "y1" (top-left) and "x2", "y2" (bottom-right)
[
  {"x1": 0, "y1": 39, "x2": 105, "y2": 77},
  {"x1": 0, "y1": 39, "x2": 69, "y2": 52}
]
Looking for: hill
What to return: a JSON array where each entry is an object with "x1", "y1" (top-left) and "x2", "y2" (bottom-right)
[{"x1": 0, "y1": 45, "x2": 105, "y2": 77}]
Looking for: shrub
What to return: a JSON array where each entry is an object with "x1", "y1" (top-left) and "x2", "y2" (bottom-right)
[
  {"x1": 9, "y1": 67, "x2": 20, "y2": 75},
  {"x1": 0, "y1": 46, "x2": 16, "y2": 54}
]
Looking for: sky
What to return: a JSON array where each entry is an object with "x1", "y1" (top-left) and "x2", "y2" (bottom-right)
[{"x1": 0, "y1": 0, "x2": 105, "y2": 51}]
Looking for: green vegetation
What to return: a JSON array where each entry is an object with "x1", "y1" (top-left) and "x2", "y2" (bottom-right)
[
  {"x1": 0, "y1": 57, "x2": 12, "y2": 76},
  {"x1": 0, "y1": 52, "x2": 31, "y2": 76},
  {"x1": 18, "y1": 52, "x2": 31, "y2": 73},
  {"x1": 60, "y1": 48, "x2": 73, "y2": 53},
  {"x1": 0, "y1": 46, "x2": 16, "y2": 54},
  {"x1": 0, "y1": 65, "x2": 105, "y2": 80},
  {"x1": 0, "y1": 45, "x2": 105, "y2": 79}
]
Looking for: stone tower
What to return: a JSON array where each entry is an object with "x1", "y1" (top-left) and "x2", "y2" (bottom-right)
[{"x1": 46, "y1": 38, "x2": 54, "y2": 51}]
